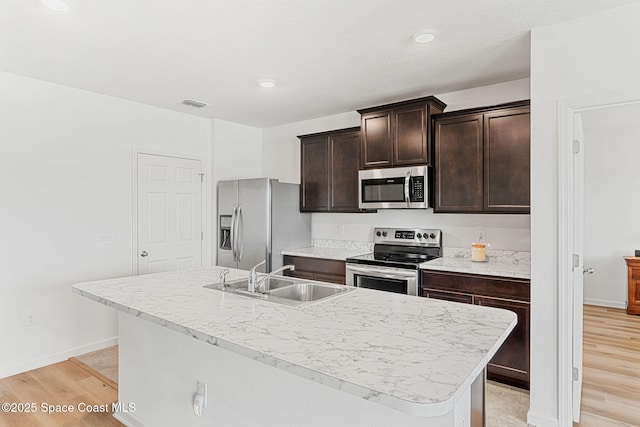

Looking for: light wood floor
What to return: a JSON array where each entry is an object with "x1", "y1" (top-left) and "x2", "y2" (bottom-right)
[
  {"x1": 577, "y1": 304, "x2": 640, "y2": 426},
  {"x1": 0, "y1": 360, "x2": 122, "y2": 426}
]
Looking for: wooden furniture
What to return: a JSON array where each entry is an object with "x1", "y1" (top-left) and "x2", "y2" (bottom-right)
[
  {"x1": 421, "y1": 270, "x2": 530, "y2": 389},
  {"x1": 357, "y1": 97, "x2": 446, "y2": 169},
  {"x1": 432, "y1": 100, "x2": 530, "y2": 213},
  {"x1": 624, "y1": 257, "x2": 640, "y2": 315},
  {"x1": 298, "y1": 127, "x2": 365, "y2": 213},
  {"x1": 283, "y1": 255, "x2": 346, "y2": 284}
]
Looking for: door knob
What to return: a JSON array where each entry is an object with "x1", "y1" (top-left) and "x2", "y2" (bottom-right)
[
  {"x1": 583, "y1": 267, "x2": 594, "y2": 274},
  {"x1": 140, "y1": 251, "x2": 149, "y2": 257}
]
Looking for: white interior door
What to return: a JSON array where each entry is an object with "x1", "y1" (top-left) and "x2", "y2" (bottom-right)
[
  {"x1": 137, "y1": 153, "x2": 203, "y2": 274},
  {"x1": 572, "y1": 112, "x2": 585, "y2": 422}
]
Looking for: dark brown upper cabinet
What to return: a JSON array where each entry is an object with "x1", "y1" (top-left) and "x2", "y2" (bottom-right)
[
  {"x1": 433, "y1": 100, "x2": 530, "y2": 214},
  {"x1": 358, "y1": 96, "x2": 447, "y2": 169},
  {"x1": 298, "y1": 127, "x2": 367, "y2": 213}
]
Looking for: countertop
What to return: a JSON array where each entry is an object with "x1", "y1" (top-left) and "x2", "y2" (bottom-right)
[
  {"x1": 420, "y1": 256, "x2": 531, "y2": 280},
  {"x1": 281, "y1": 246, "x2": 370, "y2": 261},
  {"x1": 72, "y1": 266, "x2": 516, "y2": 417}
]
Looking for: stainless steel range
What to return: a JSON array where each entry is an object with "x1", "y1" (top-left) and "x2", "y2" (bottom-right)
[{"x1": 346, "y1": 228, "x2": 442, "y2": 296}]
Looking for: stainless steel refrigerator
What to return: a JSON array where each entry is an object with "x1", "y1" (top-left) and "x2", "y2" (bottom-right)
[{"x1": 216, "y1": 178, "x2": 311, "y2": 273}]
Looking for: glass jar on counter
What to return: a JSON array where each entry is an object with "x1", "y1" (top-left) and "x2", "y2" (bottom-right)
[{"x1": 471, "y1": 243, "x2": 487, "y2": 262}]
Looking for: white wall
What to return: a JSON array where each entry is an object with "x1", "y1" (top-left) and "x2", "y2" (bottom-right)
[
  {"x1": 212, "y1": 118, "x2": 263, "y2": 182},
  {"x1": 529, "y1": 4, "x2": 640, "y2": 425},
  {"x1": 0, "y1": 71, "x2": 212, "y2": 378},
  {"x1": 210, "y1": 118, "x2": 263, "y2": 265},
  {"x1": 582, "y1": 104, "x2": 640, "y2": 308},
  {"x1": 262, "y1": 79, "x2": 531, "y2": 251}
]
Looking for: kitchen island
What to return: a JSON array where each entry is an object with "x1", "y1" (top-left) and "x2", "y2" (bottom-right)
[{"x1": 72, "y1": 266, "x2": 516, "y2": 427}]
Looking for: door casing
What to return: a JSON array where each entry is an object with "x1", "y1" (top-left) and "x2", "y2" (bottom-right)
[{"x1": 557, "y1": 90, "x2": 640, "y2": 425}]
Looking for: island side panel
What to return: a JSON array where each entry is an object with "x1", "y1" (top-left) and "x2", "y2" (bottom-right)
[{"x1": 115, "y1": 312, "x2": 472, "y2": 427}]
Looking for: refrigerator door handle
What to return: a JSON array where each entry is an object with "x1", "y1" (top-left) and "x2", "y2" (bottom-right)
[
  {"x1": 237, "y1": 204, "x2": 244, "y2": 262},
  {"x1": 230, "y1": 205, "x2": 238, "y2": 262}
]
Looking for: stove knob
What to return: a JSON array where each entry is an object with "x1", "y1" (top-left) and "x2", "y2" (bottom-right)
[
  {"x1": 382, "y1": 231, "x2": 388, "y2": 237},
  {"x1": 430, "y1": 233, "x2": 436, "y2": 239},
  {"x1": 416, "y1": 233, "x2": 422, "y2": 239},
  {"x1": 376, "y1": 231, "x2": 381, "y2": 237}
]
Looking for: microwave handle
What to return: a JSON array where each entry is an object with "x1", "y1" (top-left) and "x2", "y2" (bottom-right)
[{"x1": 404, "y1": 170, "x2": 411, "y2": 207}]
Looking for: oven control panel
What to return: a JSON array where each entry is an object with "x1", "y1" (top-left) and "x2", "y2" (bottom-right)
[{"x1": 373, "y1": 228, "x2": 441, "y2": 247}]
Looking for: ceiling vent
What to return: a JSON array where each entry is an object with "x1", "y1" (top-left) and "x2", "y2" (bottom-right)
[{"x1": 181, "y1": 99, "x2": 208, "y2": 108}]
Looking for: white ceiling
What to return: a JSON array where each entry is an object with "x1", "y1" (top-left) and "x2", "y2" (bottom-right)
[{"x1": 1, "y1": 0, "x2": 636, "y2": 127}]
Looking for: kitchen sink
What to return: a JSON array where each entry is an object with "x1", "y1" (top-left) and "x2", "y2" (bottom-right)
[
  {"x1": 268, "y1": 283, "x2": 349, "y2": 302},
  {"x1": 204, "y1": 276, "x2": 296, "y2": 292},
  {"x1": 204, "y1": 276, "x2": 353, "y2": 307}
]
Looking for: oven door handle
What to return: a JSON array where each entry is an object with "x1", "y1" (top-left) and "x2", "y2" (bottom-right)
[
  {"x1": 404, "y1": 170, "x2": 411, "y2": 207},
  {"x1": 346, "y1": 264, "x2": 417, "y2": 280}
]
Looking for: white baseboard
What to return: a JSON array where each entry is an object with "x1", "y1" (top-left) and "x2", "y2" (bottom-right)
[
  {"x1": 113, "y1": 412, "x2": 147, "y2": 427},
  {"x1": 583, "y1": 298, "x2": 626, "y2": 309},
  {"x1": 527, "y1": 411, "x2": 559, "y2": 427},
  {"x1": 0, "y1": 336, "x2": 119, "y2": 379}
]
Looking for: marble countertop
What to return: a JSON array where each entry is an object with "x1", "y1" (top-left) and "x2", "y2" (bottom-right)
[
  {"x1": 281, "y1": 246, "x2": 370, "y2": 261},
  {"x1": 420, "y1": 257, "x2": 530, "y2": 280},
  {"x1": 72, "y1": 266, "x2": 516, "y2": 417}
]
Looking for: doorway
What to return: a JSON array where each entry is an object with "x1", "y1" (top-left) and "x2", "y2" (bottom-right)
[
  {"x1": 135, "y1": 153, "x2": 203, "y2": 275},
  {"x1": 558, "y1": 96, "x2": 640, "y2": 424}
]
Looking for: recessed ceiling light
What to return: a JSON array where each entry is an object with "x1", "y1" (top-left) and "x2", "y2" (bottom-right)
[
  {"x1": 41, "y1": 0, "x2": 70, "y2": 12},
  {"x1": 413, "y1": 30, "x2": 439, "y2": 44},
  {"x1": 258, "y1": 79, "x2": 277, "y2": 88}
]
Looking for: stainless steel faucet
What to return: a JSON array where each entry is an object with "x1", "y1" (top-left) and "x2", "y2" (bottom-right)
[
  {"x1": 247, "y1": 260, "x2": 295, "y2": 293},
  {"x1": 219, "y1": 269, "x2": 230, "y2": 290}
]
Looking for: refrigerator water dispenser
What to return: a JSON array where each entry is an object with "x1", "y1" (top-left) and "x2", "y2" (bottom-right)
[{"x1": 219, "y1": 215, "x2": 232, "y2": 250}]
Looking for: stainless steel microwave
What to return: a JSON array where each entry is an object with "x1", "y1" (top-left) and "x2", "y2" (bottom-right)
[{"x1": 358, "y1": 166, "x2": 429, "y2": 209}]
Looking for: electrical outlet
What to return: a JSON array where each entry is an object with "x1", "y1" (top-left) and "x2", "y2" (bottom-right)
[
  {"x1": 25, "y1": 312, "x2": 37, "y2": 327},
  {"x1": 197, "y1": 381, "x2": 207, "y2": 408},
  {"x1": 477, "y1": 229, "x2": 486, "y2": 243}
]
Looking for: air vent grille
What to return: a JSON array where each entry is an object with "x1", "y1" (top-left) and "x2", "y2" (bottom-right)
[{"x1": 181, "y1": 99, "x2": 208, "y2": 108}]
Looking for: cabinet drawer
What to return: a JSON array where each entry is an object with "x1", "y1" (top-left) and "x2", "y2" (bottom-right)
[
  {"x1": 421, "y1": 270, "x2": 529, "y2": 301},
  {"x1": 631, "y1": 268, "x2": 640, "y2": 280},
  {"x1": 315, "y1": 273, "x2": 346, "y2": 285},
  {"x1": 422, "y1": 288, "x2": 474, "y2": 304},
  {"x1": 286, "y1": 270, "x2": 315, "y2": 281},
  {"x1": 283, "y1": 255, "x2": 345, "y2": 276}
]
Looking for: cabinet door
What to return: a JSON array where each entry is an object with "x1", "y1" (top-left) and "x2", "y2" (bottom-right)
[
  {"x1": 484, "y1": 107, "x2": 530, "y2": 213},
  {"x1": 361, "y1": 111, "x2": 393, "y2": 168},
  {"x1": 433, "y1": 114, "x2": 484, "y2": 212},
  {"x1": 476, "y1": 295, "x2": 530, "y2": 389},
  {"x1": 394, "y1": 104, "x2": 427, "y2": 166},
  {"x1": 627, "y1": 263, "x2": 640, "y2": 314},
  {"x1": 422, "y1": 288, "x2": 474, "y2": 304},
  {"x1": 300, "y1": 137, "x2": 328, "y2": 212},
  {"x1": 329, "y1": 130, "x2": 361, "y2": 212}
]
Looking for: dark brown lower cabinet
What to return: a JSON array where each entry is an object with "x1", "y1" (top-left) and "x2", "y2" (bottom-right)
[
  {"x1": 421, "y1": 270, "x2": 530, "y2": 389},
  {"x1": 283, "y1": 255, "x2": 346, "y2": 285}
]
